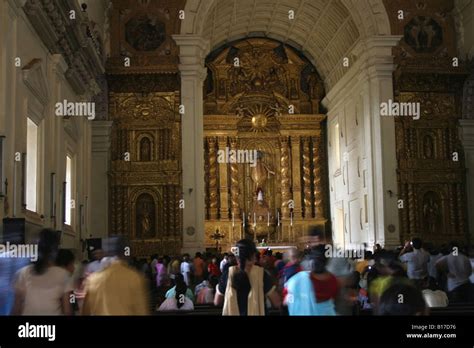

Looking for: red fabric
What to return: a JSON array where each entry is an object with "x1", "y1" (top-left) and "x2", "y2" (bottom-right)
[
  {"x1": 282, "y1": 286, "x2": 288, "y2": 303},
  {"x1": 310, "y1": 273, "x2": 339, "y2": 302},
  {"x1": 208, "y1": 263, "x2": 221, "y2": 277}
]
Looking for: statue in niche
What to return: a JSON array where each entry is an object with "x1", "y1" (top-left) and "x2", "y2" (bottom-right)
[
  {"x1": 423, "y1": 192, "x2": 440, "y2": 235},
  {"x1": 423, "y1": 135, "x2": 434, "y2": 159},
  {"x1": 251, "y1": 151, "x2": 275, "y2": 194},
  {"x1": 140, "y1": 137, "x2": 151, "y2": 161},
  {"x1": 136, "y1": 193, "x2": 155, "y2": 238}
]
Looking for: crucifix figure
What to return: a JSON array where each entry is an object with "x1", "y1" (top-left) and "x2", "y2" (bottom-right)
[{"x1": 211, "y1": 228, "x2": 225, "y2": 253}]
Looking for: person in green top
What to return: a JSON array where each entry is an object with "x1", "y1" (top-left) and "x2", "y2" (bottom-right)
[
  {"x1": 165, "y1": 273, "x2": 195, "y2": 302},
  {"x1": 369, "y1": 252, "x2": 412, "y2": 309}
]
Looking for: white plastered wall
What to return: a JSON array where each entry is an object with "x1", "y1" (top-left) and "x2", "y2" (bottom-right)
[{"x1": 0, "y1": 0, "x2": 93, "y2": 256}]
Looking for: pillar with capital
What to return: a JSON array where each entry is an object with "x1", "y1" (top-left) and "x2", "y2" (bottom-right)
[{"x1": 172, "y1": 35, "x2": 209, "y2": 254}]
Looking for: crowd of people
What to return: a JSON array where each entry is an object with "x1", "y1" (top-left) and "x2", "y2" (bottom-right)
[{"x1": 0, "y1": 228, "x2": 473, "y2": 316}]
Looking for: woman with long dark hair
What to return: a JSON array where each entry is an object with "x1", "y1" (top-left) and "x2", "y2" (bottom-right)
[
  {"x1": 12, "y1": 229, "x2": 73, "y2": 315},
  {"x1": 214, "y1": 239, "x2": 281, "y2": 315},
  {"x1": 158, "y1": 273, "x2": 194, "y2": 311}
]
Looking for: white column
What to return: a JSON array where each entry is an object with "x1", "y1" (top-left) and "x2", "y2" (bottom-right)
[
  {"x1": 323, "y1": 36, "x2": 401, "y2": 250},
  {"x1": 90, "y1": 121, "x2": 112, "y2": 240},
  {"x1": 172, "y1": 35, "x2": 209, "y2": 254},
  {"x1": 364, "y1": 37, "x2": 402, "y2": 248},
  {"x1": 459, "y1": 119, "x2": 474, "y2": 241}
]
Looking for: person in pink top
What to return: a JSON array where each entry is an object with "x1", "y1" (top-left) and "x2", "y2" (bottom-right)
[{"x1": 155, "y1": 258, "x2": 167, "y2": 287}]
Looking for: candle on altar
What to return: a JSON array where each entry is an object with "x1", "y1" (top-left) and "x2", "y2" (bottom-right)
[
  {"x1": 267, "y1": 212, "x2": 270, "y2": 226},
  {"x1": 277, "y1": 211, "x2": 280, "y2": 226},
  {"x1": 232, "y1": 213, "x2": 235, "y2": 227},
  {"x1": 290, "y1": 212, "x2": 293, "y2": 226},
  {"x1": 253, "y1": 212, "x2": 256, "y2": 227},
  {"x1": 243, "y1": 212, "x2": 246, "y2": 227}
]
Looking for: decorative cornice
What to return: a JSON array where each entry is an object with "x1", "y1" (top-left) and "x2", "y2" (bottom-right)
[{"x1": 22, "y1": 0, "x2": 105, "y2": 97}]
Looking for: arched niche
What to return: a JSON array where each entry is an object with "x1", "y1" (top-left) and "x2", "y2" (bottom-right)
[
  {"x1": 130, "y1": 188, "x2": 161, "y2": 239},
  {"x1": 137, "y1": 134, "x2": 154, "y2": 161}
]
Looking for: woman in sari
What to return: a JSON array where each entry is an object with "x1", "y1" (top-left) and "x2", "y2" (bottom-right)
[{"x1": 284, "y1": 246, "x2": 338, "y2": 316}]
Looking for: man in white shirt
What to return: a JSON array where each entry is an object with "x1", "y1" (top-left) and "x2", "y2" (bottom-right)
[
  {"x1": 399, "y1": 238, "x2": 430, "y2": 284},
  {"x1": 219, "y1": 253, "x2": 229, "y2": 273},
  {"x1": 180, "y1": 254, "x2": 191, "y2": 286},
  {"x1": 85, "y1": 249, "x2": 104, "y2": 274},
  {"x1": 436, "y1": 243, "x2": 472, "y2": 303}
]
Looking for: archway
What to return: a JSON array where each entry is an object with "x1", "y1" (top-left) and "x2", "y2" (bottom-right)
[{"x1": 174, "y1": 0, "x2": 401, "y2": 253}]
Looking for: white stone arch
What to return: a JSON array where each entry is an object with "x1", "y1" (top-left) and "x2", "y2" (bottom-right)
[
  {"x1": 181, "y1": 0, "x2": 391, "y2": 37},
  {"x1": 180, "y1": 0, "x2": 392, "y2": 91},
  {"x1": 175, "y1": 0, "x2": 403, "y2": 253}
]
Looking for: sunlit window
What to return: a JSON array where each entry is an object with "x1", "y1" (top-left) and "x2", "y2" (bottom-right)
[
  {"x1": 65, "y1": 155, "x2": 73, "y2": 225},
  {"x1": 26, "y1": 118, "x2": 38, "y2": 212}
]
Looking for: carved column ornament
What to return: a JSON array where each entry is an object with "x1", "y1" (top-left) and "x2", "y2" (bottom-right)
[
  {"x1": 312, "y1": 136, "x2": 324, "y2": 219},
  {"x1": 207, "y1": 137, "x2": 219, "y2": 220},
  {"x1": 302, "y1": 137, "x2": 312, "y2": 217},
  {"x1": 280, "y1": 136, "x2": 291, "y2": 219},
  {"x1": 229, "y1": 137, "x2": 240, "y2": 216},
  {"x1": 218, "y1": 137, "x2": 230, "y2": 219}
]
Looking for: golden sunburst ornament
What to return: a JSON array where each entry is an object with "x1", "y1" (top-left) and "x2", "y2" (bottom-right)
[
  {"x1": 247, "y1": 103, "x2": 274, "y2": 132},
  {"x1": 251, "y1": 113, "x2": 268, "y2": 130}
]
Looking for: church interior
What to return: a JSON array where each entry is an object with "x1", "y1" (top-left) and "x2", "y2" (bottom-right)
[
  {"x1": 1, "y1": 0, "x2": 474, "y2": 322},
  {"x1": 1, "y1": 0, "x2": 473, "y2": 257}
]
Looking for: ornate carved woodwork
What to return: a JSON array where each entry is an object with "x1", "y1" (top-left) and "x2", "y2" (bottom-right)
[
  {"x1": 108, "y1": 91, "x2": 182, "y2": 256},
  {"x1": 22, "y1": 0, "x2": 105, "y2": 96},
  {"x1": 229, "y1": 137, "x2": 240, "y2": 217},
  {"x1": 203, "y1": 38, "x2": 329, "y2": 250},
  {"x1": 389, "y1": 1, "x2": 470, "y2": 245},
  {"x1": 106, "y1": 1, "x2": 184, "y2": 256},
  {"x1": 312, "y1": 135, "x2": 325, "y2": 219}
]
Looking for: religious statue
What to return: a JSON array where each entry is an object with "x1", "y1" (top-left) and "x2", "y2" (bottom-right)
[
  {"x1": 141, "y1": 202, "x2": 152, "y2": 237},
  {"x1": 423, "y1": 135, "x2": 434, "y2": 159},
  {"x1": 249, "y1": 152, "x2": 275, "y2": 240},
  {"x1": 140, "y1": 137, "x2": 151, "y2": 161},
  {"x1": 423, "y1": 194, "x2": 440, "y2": 235},
  {"x1": 250, "y1": 151, "x2": 275, "y2": 192}
]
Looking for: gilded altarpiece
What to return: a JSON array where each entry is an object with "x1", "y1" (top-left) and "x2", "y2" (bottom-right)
[
  {"x1": 109, "y1": 92, "x2": 182, "y2": 256},
  {"x1": 106, "y1": 0, "x2": 185, "y2": 256},
  {"x1": 386, "y1": 0, "x2": 470, "y2": 245},
  {"x1": 203, "y1": 39, "x2": 329, "y2": 250}
]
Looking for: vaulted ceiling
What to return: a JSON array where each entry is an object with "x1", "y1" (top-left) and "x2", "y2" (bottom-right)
[{"x1": 182, "y1": 0, "x2": 391, "y2": 90}]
